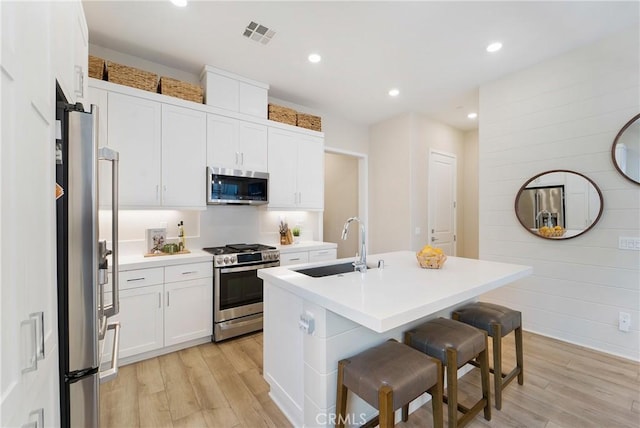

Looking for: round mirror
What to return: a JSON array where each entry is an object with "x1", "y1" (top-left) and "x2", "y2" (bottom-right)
[
  {"x1": 612, "y1": 113, "x2": 640, "y2": 185},
  {"x1": 514, "y1": 170, "x2": 603, "y2": 240}
]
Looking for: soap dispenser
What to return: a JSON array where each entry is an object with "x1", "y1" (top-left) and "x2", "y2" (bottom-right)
[{"x1": 178, "y1": 221, "x2": 186, "y2": 251}]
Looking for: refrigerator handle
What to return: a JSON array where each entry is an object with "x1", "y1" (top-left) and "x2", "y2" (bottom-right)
[
  {"x1": 99, "y1": 321, "x2": 121, "y2": 383},
  {"x1": 99, "y1": 146, "x2": 119, "y2": 317}
]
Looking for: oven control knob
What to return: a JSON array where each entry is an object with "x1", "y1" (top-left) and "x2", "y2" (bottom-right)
[
  {"x1": 223, "y1": 256, "x2": 230, "y2": 264},
  {"x1": 216, "y1": 257, "x2": 223, "y2": 265},
  {"x1": 230, "y1": 256, "x2": 237, "y2": 264},
  {"x1": 264, "y1": 253, "x2": 270, "y2": 261}
]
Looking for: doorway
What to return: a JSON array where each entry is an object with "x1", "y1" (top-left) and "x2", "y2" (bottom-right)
[
  {"x1": 428, "y1": 150, "x2": 457, "y2": 255},
  {"x1": 323, "y1": 149, "x2": 367, "y2": 259}
]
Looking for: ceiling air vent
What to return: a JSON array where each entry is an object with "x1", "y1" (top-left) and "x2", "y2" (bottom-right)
[{"x1": 243, "y1": 21, "x2": 276, "y2": 45}]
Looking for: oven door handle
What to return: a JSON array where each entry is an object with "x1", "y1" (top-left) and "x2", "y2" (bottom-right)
[{"x1": 219, "y1": 262, "x2": 279, "y2": 274}]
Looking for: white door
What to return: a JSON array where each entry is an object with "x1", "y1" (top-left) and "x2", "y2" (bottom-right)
[
  {"x1": 428, "y1": 150, "x2": 457, "y2": 255},
  {"x1": 164, "y1": 278, "x2": 212, "y2": 347}
]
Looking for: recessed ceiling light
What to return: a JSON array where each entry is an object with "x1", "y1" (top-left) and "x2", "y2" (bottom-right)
[
  {"x1": 486, "y1": 42, "x2": 502, "y2": 53},
  {"x1": 388, "y1": 88, "x2": 400, "y2": 97},
  {"x1": 468, "y1": 112, "x2": 478, "y2": 119},
  {"x1": 170, "y1": 0, "x2": 187, "y2": 7},
  {"x1": 308, "y1": 53, "x2": 322, "y2": 63}
]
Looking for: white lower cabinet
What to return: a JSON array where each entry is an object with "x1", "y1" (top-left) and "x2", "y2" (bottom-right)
[
  {"x1": 105, "y1": 262, "x2": 213, "y2": 362},
  {"x1": 165, "y1": 278, "x2": 212, "y2": 346},
  {"x1": 280, "y1": 251, "x2": 309, "y2": 266},
  {"x1": 309, "y1": 248, "x2": 337, "y2": 262}
]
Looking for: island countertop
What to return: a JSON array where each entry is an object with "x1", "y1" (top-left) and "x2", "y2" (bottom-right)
[{"x1": 258, "y1": 251, "x2": 533, "y2": 333}]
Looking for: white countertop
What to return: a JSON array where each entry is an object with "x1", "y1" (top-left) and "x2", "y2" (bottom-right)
[
  {"x1": 116, "y1": 249, "x2": 213, "y2": 271},
  {"x1": 273, "y1": 241, "x2": 337, "y2": 254},
  {"x1": 258, "y1": 251, "x2": 533, "y2": 333}
]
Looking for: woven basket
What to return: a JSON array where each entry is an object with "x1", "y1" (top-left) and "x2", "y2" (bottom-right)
[
  {"x1": 88, "y1": 55, "x2": 105, "y2": 80},
  {"x1": 297, "y1": 112, "x2": 322, "y2": 131},
  {"x1": 268, "y1": 104, "x2": 297, "y2": 126},
  {"x1": 416, "y1": 252, "x2": 447, "y2": 269},
  {"x1": 158, "y1": 76, "x2": 203, "y2": 104},
  {"x1": 106, "y1": 61, "x2": 158, "y2": 92}
]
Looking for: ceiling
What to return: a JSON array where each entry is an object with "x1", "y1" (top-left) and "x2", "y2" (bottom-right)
[{"x1": 83, "y1": 1, "x2": 639, "y2": 131}]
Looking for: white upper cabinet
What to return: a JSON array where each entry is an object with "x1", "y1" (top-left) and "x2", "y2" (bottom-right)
[
  {"x1": 51, "y1": 0, "x2": 87, "y2": 104},
  {"x1": 107, "y1": 92, "x2": 162, "y2": 207},
  {"x1": 268, "y1": 127, "x2": 324, "y2": 210},
  {"x1": 207, "y1": 114, "x2": 268, "y2": 172},
  {"x1": 161, "y1": 104, "x2": 207, "y2": 208}
]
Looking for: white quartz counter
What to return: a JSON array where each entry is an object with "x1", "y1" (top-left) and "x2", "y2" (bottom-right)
[
  {"x1": 258, "y1": 251, "x2": 532, "y2": 333},
  {"x1": 116, "y1": 249, "x2": 212, "y2": 271}
]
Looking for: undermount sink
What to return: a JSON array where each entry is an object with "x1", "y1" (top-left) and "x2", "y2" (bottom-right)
[{"x1": 294, "y1": 262, "x2": 375, "y2": 278}]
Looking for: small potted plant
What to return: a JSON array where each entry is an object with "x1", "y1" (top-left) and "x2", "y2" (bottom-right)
[{"x1": 292, "y1": 226, "x2": 301, "y2": 244}]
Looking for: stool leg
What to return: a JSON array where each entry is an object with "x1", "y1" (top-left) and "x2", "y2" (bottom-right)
[
  {"x1": 430, "y1": 359, "x2": 444, "y2": 428},
  {"x1": 445, "y1": 348, "x2": 458, "y2": 428},
  {"x1": 479, "y1": 333, "x2": 492, "y2": 421},
  {"x1": 402, "y1": 331, "x2": 413, "y2": 422},
  {"x1": 336, "y1": 360, "x2": 348, "y2": 428},
  {"x1": 378, "y1": 385, "x2": 394, "y2": 428},
  {"x1": 515, "y1": 325, "x2": 524, "y2": 385},
  {"x1": 491, "y1": 323, "x2": 502, "y2": 410}
]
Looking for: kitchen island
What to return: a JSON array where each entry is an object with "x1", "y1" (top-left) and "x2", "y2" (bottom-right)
[{"x1": 258, "y1": 251, "x2": 532, "y2": 427}]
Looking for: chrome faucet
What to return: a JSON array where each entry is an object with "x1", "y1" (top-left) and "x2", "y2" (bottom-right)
[
  {"x1": 536, "y1": 210, "x2": 551, "y2": 228},
  {"x1": 341, "y1": 217, "x2": 367, "y2": 273}
]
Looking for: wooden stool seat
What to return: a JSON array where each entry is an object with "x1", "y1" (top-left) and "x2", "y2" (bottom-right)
[
  {"x1": 405, "y1": 318, "x2": 491, "y2": 428},
  {"x1": 453, "y1": 302, "x2": 524, "y2": 410},
  {"x1": 336, "y1": 339, "x2": 443, "y2": 428}
]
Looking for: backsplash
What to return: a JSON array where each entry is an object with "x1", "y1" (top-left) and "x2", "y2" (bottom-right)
[{"x1": 101, "y1": 207, "x2": 321, "y2": 257}]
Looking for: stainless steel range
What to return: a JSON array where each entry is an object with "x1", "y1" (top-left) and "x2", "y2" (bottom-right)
[{"x1": 203, "y1": 243, "x2": 279, "y2": 341}]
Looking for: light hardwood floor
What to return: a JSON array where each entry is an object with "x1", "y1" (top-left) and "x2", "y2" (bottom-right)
[{"x1": 101, "y1": 331, "x2": 640, "y2": 428}]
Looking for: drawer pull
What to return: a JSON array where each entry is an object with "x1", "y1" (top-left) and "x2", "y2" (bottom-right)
[
  {"x1": 126, "y1": 277, "x2": 145, "y2": 282},
  {"x1": 181, "y1": 271, "x2": 197, "y2": 275},
  {"x1": 317, "y1": 251, "x2": 328, "y2": 254},
  {"x1": 290, "y1": 258, "x2": 300, "y2": 261}
]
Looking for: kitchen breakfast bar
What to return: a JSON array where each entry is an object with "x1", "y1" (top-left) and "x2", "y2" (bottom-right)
[{"x1": 258, "y1": 251, "x2": 532, "y2": 428}]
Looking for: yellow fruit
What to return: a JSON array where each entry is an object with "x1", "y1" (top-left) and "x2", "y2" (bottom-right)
[{"x1": 554, "y1": 225, "x2": 563, "y2": 230}]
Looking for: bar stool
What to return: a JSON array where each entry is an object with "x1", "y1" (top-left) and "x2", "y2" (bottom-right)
[
  {"x1": 452, "y1": 302, "x2": 523, "y2": 410},
  {"x1": 404, "y1": 318, "x2": 491, "y2": 428},
  {"x1": 336, "y1": 339, "x2": 444, "y2": 428}
]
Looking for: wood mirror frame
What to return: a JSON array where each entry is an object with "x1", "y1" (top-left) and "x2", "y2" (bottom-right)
[
  {"x1": 611, "y1": 113, "x2": 640, "y2": 185},
  {"x1": 514, "y1": 170, "x2": 604, "y2": 240}
]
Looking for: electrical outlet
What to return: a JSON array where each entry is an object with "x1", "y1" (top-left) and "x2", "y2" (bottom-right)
[
  {"x1": 618, "y1": 237, "x2": 640, "y2": 250},
  {"x1": 415, "y1": 227, "x2": 421, "y2": 235},
  {"x1": 619, "y1": 312, "x2": 631, "y2": 332}
]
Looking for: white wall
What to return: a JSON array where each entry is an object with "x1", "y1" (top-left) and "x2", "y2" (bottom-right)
[
  {"x1": 324, "y1": 153, "x2": 359, "y2": 258},
  {"x1": 462, "y1": 130, "x2": 479, "y2": 259},
  {"x1": 478, "y1": 26, "x2": 640, "y2": 360}
]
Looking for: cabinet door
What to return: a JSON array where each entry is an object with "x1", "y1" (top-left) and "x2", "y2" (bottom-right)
[
  {"x1": 279, "y1": 251, "x2": 309, "y2": 266},
  {"x1": 107, "y1": 92, "x2": 161, "y2": 207},
  {"x1": 296, "y1": 136, "x2": 324, "y2": 210},
  {"x1": 239, "y1": 122, "x2": 268, "y2": 172},
  {"x1": 268, "y1": 128, "x2": 298, "y2": 208},
  {"x1": 71, "y1": 0, "x2": 88, "y2": 102},
  {"x1": 164, "y1": 278, "x2": 212, "y2": 347},
  {"x1": 161, "y1": 104, "x2": 207, "y2": 208},
  {"x1": 206, "y1": 114, "x2": 239, "y2": 170},
  {"x1": 102, "y1": 284, "x2": 164, "y2": 361}
]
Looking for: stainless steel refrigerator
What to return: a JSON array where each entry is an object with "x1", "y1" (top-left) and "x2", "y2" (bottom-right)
[
  {"x1": 516, "y1": 185, "x2": 565, "y2": 229},
  {"x1": 55, "y1": 86, "x2": 121, "y2": 428}
]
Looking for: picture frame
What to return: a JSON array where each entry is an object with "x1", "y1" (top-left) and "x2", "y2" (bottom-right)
[{"x1": 145, "y1": 228, "x2": 167, "y2": 254}]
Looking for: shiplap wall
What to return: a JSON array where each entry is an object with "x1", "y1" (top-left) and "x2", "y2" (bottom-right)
[{"x1": 478, "y1": 26, "x2": 640, "y2": 361}]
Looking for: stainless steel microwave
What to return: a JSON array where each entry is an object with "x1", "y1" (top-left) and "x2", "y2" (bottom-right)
[{"x1": 206, "y1": 167, "x2": 269, "y2": 205}]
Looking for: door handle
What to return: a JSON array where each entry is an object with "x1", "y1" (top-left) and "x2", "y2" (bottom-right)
[{"x1": 431, "y1": 237, "x2": 438, "y2": 242}]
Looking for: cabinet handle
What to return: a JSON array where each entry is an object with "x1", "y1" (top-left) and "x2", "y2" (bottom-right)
[
  {"x1": 317, "y1": 251, "x2": 328, "y2": 255},
  {"x1": 167, "y1": 291, "x2": 170, "y2": 307},
  {"x1": 21, "y1": 317, "x2": 38, "y2": 374},
  {"x1": 127, "y1": 277, "x2": 146, "y2": 282},
  {"x1": 181, "y1": 271, "x2": 197, "y2": 275},
  {"x1": 74, "y1": 65, "x2": 83, "y2": 97},
  {"x1": 22, "y1": 408, "x2": 44, "y2": 428},
  {"x1": 290, "y1": 258, "x2": 301, "y2": 261},
  {"x1": 158, "y1": 292, "x2": 161, "y2": 308},
  {"x1": 156, "y1": 185, "x2": 159, "y2": 201},
  {"x1": 235, "y1": 152, "x2": 239, "y2": 165},
  {"x1": 299, "y1": 192, "x2": 302, "y2": 204},
  {"x1": 241, "y1": 152, "x2": 244, "y2": 165}
]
